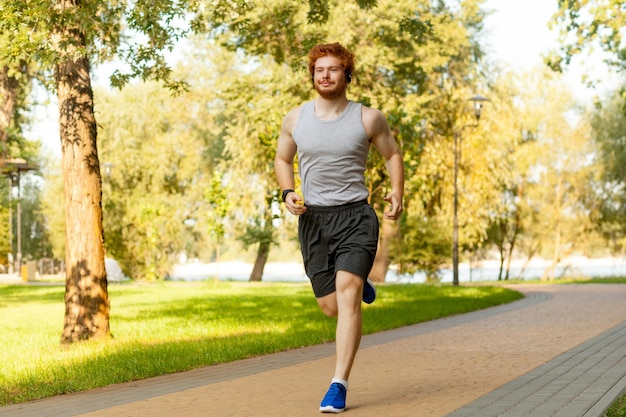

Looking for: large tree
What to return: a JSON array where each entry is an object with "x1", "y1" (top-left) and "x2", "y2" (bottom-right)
[
  {"x1": 1, "y1": 0, "x2": 189, "y2": 343},
  {"x1": 53, "y1": 0, "x2": 110, "y2": 342}
]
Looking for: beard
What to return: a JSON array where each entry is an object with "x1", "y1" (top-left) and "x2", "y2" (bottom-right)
[{"x1": 314, "y1": 80, "x2": 347, "y2": 99}]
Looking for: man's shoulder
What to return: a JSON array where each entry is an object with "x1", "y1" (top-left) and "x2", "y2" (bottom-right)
[
  {"x1": 284, "y1": 105, "x2": 301, "y2": 123},
  {"x1": 358, "y1": 104, "x2": 389, "y2": 138},
  {"x1": 282, "y1": 103, "x2": 308, "y2": 133},
  {"x1": 358, "y1": 103, "x2": 383, "y2": 118},
  {"x1": 287, "y1": 103, "x2": 304, "y2": 117},
  {"x1": 359, "y1": 104, "x2": 387, "y2": 126}
]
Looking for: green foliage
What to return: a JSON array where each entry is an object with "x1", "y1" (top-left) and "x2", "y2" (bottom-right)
[
  {"x1": 306, "y1": 0, "x2": 330, "y2": 24},
  {"x1": 201, "y1": 44, "x2": 308, "y2": 268},
  {"x1": 551, "y1": 0, "x2": 626, "y2": 73},
  {"x1": 470, "y1": 66, "x2": 607, "y2": 278},
  {"x1": 204, "y1": 170, "x2": 229, "y2": 248},
  {"x1": 239, "y1": 217, "x2": 275, "y2": 249},
  {"x1": 589, "y1": 88, "x2": 626, "y2": 252},
  {"x1": 393, "y1": 214, "x2": 449, "y2": 281},
  {"x1": 15, "y1": 178, "x2": 53, "y2": 261},
  {"x1": 0, "y1": 281, "x2": 522, "y2": 405},
  {"x1": 39, "y1": 158, "x2": 65, "y2": 260},
  {"x1": 96, "y1": 81, "x2": 214, "y2": 279},
  {"x1": 0, "y1": 148, "x2": 47, "y2": 268},
  {"x1": 0, "y1": 0, "x2": 191, "y2": 92},
  {"x1": 8, "y1": 0, "x2": 499, "y2": 281},
  {"x1": 591, "y1": 90, "x2": 626, "y2": 184},
  {"x1": 10, "y1": 0, "x2": 618, "y2": 285},
  {"x1": 0, "y1": 63, "x2": 35, "y2": 154},
  {"x1": 514, "y1": 75, "x2": 598, "y2": 266}
]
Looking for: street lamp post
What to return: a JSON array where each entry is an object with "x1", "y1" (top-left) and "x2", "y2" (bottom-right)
[
  {"x1": 2, "y1": 158, "x2": 37, "y2": 274},
  {"x1": 452, "y1": 95, "x2": 489, "y2": 286}
]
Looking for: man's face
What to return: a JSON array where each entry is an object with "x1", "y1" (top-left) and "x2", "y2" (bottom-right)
[{"x1": 313, "y1": 55, "x2": 348, "y2": 98}]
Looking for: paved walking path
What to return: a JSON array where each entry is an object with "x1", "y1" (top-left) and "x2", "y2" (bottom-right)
[{"x1": 2, "y1": 284, "x2": 625, "y2": 417}]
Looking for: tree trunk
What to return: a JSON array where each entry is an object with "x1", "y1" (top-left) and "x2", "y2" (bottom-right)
[
  {"x1": 0, "y1": 65, "x2": 19, "y2": 156},
  {"x1": 56, "y1": 24, "x2": 109, "y2": 343},
  {"x1": 498, "y1": 250, "x2": 505, "y2": 281},
  {"x1": 516, "y1": 241, "x2": 540, "y2": 280},
  {"x1": 249, "y1": 240, "x2": 270, "y2": 282},
  {"x1": 495, "y1": 221, "x2": 506, "y2": 280},
  {"x1": 369, "y1": 219, "x2": 397, "y2": 282},
  {"x1": 543, "y1": 176, "x2": 564, "y2": 282}
]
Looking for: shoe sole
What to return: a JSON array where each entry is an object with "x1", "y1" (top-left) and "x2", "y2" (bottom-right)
[
  {"x1": 320, "y1": 405, "x2": 346, "y2": 413},
  {"x1": 363, "y1": 278, "x2": 376, "y2": 304}
]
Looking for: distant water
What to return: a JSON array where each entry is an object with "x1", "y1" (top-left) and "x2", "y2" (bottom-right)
[
  {"x1": 388, "y1": 257, "x2": 626, "y2": 283},
  {"x1": 168, "y1": 261, "x2": 309, "y2": 282},
  {"x1": 168, "y1": 257, "x2": 626, "y2": 283}
]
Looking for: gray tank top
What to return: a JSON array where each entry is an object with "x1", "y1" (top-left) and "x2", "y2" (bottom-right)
[{"x1": 293, "y1": 100, "x2": 370, "y2": 206}]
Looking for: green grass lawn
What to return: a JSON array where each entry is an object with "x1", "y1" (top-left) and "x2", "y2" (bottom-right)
[{"x1": 0, "y1": 280, "x2": 523, "y2": 406}]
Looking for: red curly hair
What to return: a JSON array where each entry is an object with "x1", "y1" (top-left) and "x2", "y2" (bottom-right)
[{"x1": 307, "y1": 43, "x2": 355, "y2": 80}]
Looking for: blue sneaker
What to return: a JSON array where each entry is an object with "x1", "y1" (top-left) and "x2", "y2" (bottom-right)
[
  {"x1": 319, "y1": 382, "x2": 347, "y2": 413},
  {"x1": 362, "y1": 278, "x2": 376, "y2": 304}
]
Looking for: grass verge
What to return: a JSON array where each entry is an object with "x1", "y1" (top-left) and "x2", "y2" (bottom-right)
[
  {"x1": 604, "y1": 391, "x2": 626, "y2": 417},
  {"x1": 0, "y1": 281, "x2": 522, "y2": 406}
]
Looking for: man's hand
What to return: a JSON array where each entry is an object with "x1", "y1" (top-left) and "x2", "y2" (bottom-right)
[
  {"x1": 383, "y1": 192, "x2": 403, "y2": 220},
  {"x1": 284, "y1": 192, "x2": 307, "y2": 216}
]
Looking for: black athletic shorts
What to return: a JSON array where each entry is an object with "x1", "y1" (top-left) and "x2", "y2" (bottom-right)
[{"x1": 298, "y1": 200, "x2": 379, "y2": 298}]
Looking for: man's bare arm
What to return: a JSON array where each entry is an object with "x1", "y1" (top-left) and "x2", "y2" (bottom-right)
[
  {"x1": 364, "y1": 107, "x2": 405, "y2": 220},
  {"x1": 275, "y1": 108, "x2": 306, "y2": 215}
]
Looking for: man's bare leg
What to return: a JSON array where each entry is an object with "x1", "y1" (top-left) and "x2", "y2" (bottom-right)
[
  {"x1": 333, "y1": 270, "x2": 363, "y2": 380},
  {"x1": 317, "y1": 271, "x2": 364, "y2": 412}
]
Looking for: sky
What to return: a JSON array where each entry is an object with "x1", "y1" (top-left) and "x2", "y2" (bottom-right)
[
  {"x1": 483, "y1": 0, "x2": 559, "y2": 71},
  {"x1": 483, "y1": 0, "x2": 620, "y2": 100},
  {"x1": 30, "y1": 0, "x2": 616, "y2": 158}
]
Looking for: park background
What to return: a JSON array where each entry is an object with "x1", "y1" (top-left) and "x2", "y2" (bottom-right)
[
  {"x1": 3, "y1": 2, "x2": 626, "y2": 413},
  {"x1": 2, "y1": 0, "x2": 626, "y2": 289}
]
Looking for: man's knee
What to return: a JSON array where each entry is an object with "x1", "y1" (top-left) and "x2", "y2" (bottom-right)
[
  {"x1": 317, "y1": 293, "x2": 338, "y2": 317},
  {"x1": 321, "y1": 305, "x2": 338, "y2": 317},
  {"x1": 336, "y1": 271, "x2": 364, "y2": 300}
]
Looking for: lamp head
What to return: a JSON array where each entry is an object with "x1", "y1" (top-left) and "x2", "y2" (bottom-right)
[
  {"x1": 103, "y1": 162, "x2": 114, "y2": 178},
  {"x1": 468, "y1": 95, "x2": 490, "y2": 121}
]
